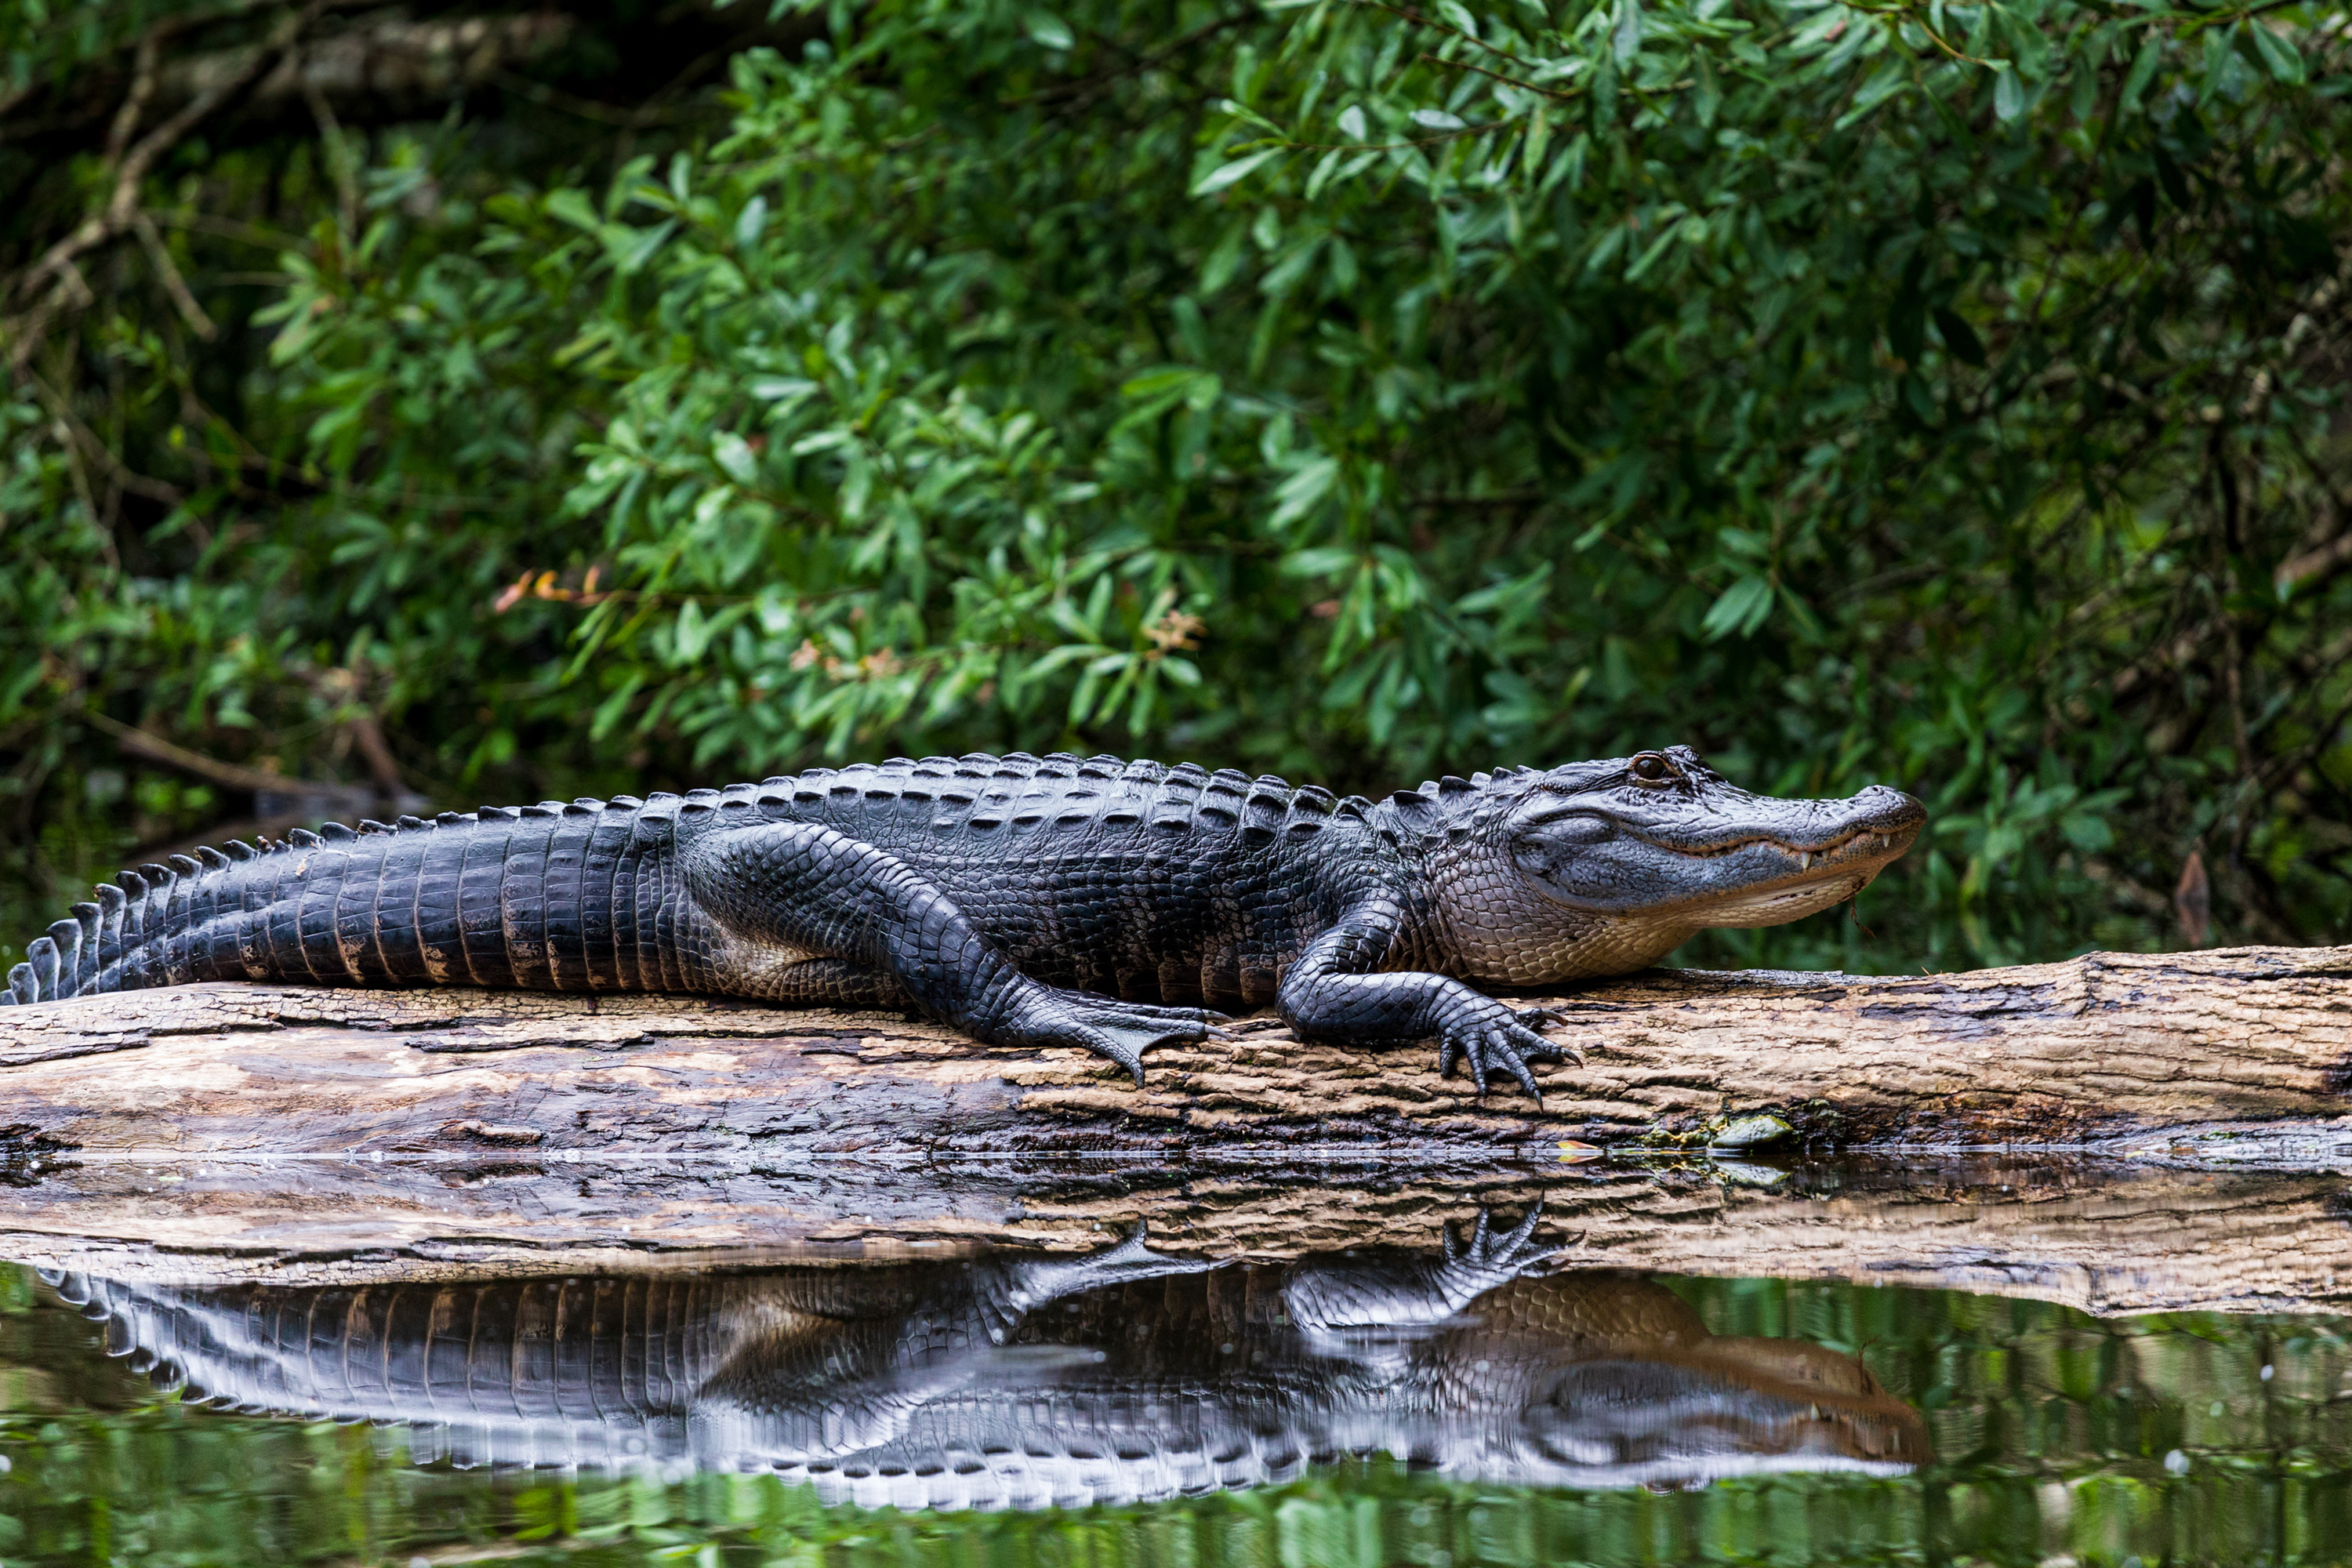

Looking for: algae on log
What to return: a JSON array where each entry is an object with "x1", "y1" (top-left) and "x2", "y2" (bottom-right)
[{"x1": 0, "y1": 944, "x2": 2345, "y2": 1154}]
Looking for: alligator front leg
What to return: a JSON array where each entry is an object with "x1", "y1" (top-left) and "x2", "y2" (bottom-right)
[
  {"x1": 684, "y1": 822, "x2": 1223, "y2": 1080},
  {"x1": 1276, "y1": 902, "x2": 1577, "y2": 1100}
]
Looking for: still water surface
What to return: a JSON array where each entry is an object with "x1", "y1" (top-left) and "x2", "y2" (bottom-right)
[{"x1": 0, "y1": 1240, "x2": 2345, "y2": 1567}]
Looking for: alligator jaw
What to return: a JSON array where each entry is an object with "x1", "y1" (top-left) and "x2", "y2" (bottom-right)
[
  {"x1": 1637, "y1": 809, "x2": 1926, "y2": 930},
  {"x1": 1511, "y1": 779, "x2": 1927, "y2": 932}
]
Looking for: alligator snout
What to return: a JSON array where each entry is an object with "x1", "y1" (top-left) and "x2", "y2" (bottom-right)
[
  {"x1": 1817, "y1": 785, "x2": 1926, "y2": 855},
  {"x1": 1852, "y1": 784, "x2": 1926, "y2": 829}
]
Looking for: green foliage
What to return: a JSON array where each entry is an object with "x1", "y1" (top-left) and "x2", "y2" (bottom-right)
[{"x1": 2, "y1": 0, "x2": 2349, "y2": 971}]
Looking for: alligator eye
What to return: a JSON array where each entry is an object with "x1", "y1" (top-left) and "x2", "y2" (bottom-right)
[{"x1": 1630, "y1": 753, "x2": 1673, "y2": 782}]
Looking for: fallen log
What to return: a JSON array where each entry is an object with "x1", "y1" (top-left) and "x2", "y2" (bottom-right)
[
  {"x1": 2, "y1": 1149, "x2": 2350, "y2": 1319},
  {"x1": 1, "y1": 944, "x2": 2344, "y2": 1152},
  {"x1": 0, "y1": 945, "x2": 2347, "y2": 1313}
]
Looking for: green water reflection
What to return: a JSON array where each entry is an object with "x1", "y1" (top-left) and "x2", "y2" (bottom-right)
[{"x1": 1, "y1": 1265, "x2": 2347, "y2": 1568}]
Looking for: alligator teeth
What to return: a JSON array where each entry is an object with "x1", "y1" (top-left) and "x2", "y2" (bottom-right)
[{"x1": 1798, "y1": 851, "x2": 1812, "y2": 870}]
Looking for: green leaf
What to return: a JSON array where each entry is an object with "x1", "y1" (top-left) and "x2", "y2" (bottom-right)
[
  {"x1": 1268, "y1": 458, "x2": 1339, "y2": 530},
  {"x1": 1993, "y1": 66, "x2": 2026, "y2": 124},
  {"x1": 734, "y1": 195, "x2": 768, "y2": 249},
  {"x1": 1120, "y1": 367, "x2": 1215, "y2": 401},
  {"x1": 713, "y1": 432, "x2": 758, "y2": 484},
  {"x1": 2120, "y1": 36, "x2": 2163, "y2": 110},
  {"x1": 1835, "y1": 63, "x2": 1911, "y2": 131},
  {"x1": 612, "y1": 220, "x2": 677, "y2": 274},
  {"x1": 750, "y1": 376, "x2": 818, "y2": 404},
  {"x1": 1280, "y1": 544, "x2": 1360, "y2": 578},
  {"x1": 1025, "y1": 10, "x2": 1073, "y2": 49},
  {"x1": 1192, "y1": 148, "x2": 1283, "y2": 197},
  {"x1": 590, "y1": 673, "x2": 644, "y2": 742},
  {"x1": 1700, "y1": 575, "x2": 1776, "y2": 640},
  {"x1": 1613, "y1": 0, "x2": 1642, "y2": 64},
  {"x1": 2247, "y1": 24, "x2": 2303, "y2": 86},
  {"x1": 673, "y1": 600, "x2": 713, "y2": 662},
  {"x1": 1933, "y1": 307, "x2": 1987, "y2": 367},
  {"x1": 543, "y1": 189, "x2": 599, "y2": 230},
  {"x1": 1011, "y1": 642, "x2": 1105, "y2": 689},
  {"x1": 1693, "y1": 53, "x2": 1720, "y2": 129},
  {"x1": 1622, "y1": 222, "x2": 1682, "y2": 282},
  {"x1": 2152, "y1": 143, "x2": 2191, "y2": 211}
]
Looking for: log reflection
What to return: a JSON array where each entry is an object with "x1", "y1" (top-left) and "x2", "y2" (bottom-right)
[{"x1": 47, "y1": 1221, "x2": 1926, "y2": 1510}]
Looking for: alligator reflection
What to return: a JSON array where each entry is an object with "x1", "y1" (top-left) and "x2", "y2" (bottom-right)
[{"x1": 49, "y1": 1218, "x2": 1926, "y2": 1511}]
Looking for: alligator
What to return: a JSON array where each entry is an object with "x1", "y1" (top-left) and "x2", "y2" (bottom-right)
[
  {"x1": 49, "y1": 1219, "x2": 1927, "y2": 1507},
  {"x1": 2, "y1": 746, "x2": 1922, "y2": 1097}
]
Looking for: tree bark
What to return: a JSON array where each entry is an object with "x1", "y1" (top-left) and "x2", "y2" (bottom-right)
[{"x1": 1, "y1": 945, "x2": 2348, "y2": 1314}]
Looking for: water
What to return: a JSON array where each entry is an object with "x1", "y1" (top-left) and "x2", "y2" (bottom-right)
[{"x1": 4, "y1": 1242, "x2": 2350, "y2": 1566}]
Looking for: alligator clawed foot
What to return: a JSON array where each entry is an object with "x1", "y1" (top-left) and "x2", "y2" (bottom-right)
[
  {"x1": 1011, "y1": 990, "x2": 1229, "y2": 1086},
  {"x1": 1439, "y1": 1200, "x2": 1550, "y2": 1290},
  {"x1": 1437, "y1": 1015, "x2": 1568, "y2": 1102},
  {"x1": 999, "y1": 1219, "x2": 1219, "y2": 1321},
  {"x1": 1098, "y1": 1000, "x2": 1233, "y2": 1047}
]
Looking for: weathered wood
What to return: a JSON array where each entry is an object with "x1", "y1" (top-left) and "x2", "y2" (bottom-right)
[
  {"x1": 1, "y1": 945, "x2": 2345, "y2": 1151},
  {"x1": 2, "y1": 1150, "x2": 2350, "y2": 1320},
  {"x1": 0, "y1": 946, "x2": 2347, "y2": 1315}
]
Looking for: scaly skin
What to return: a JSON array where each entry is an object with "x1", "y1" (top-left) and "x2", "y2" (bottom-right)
[
  {"x1": 2, "y1": 746, "x2": 1924, "y2": 1098},
  {"x1": 46, "y1": 1218, "x2": 1929, "y2": 1505}
]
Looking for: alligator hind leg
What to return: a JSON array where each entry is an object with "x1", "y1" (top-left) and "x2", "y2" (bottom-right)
[
  {"x1": 760, "y1": 958, "x2": 1207, "y2": 1040},
  {"x1": 764, "y1": 957, "x2": 918, "y2": 1009},
  {"x1": 684, "y1": 821, "x2": 1225, "y2": 1081}
]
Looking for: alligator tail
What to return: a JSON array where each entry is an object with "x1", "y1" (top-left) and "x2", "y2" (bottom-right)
[
  {"x1": 47, "y1": 1272, "x2": 728, "y2": 1463},
  {"x1": 3, "y1": 797, "x2": 700, "y2": 1006}
]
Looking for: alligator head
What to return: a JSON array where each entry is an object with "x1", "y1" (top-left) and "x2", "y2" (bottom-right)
[{"x1": 1399, "y1": 746, "x2": 1926, "y2": 982}]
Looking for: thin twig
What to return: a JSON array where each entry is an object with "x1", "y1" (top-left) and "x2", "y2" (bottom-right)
[
  {"x1": 27, "y1": 372, "x2": 184, "y2": 504},
  {"x1": 489, "y1": 68, "x2": 705, "y2": 127},
  {"x1": 132, "y1": 214, "x2": 218, "y2": 340},
  {"x1": 85, "y1": 713, "x2": 310, "y2": 795},
  {"x1": 1004, "y1": 12, "x2": 1254, "y2": 110},
  {"x1": 102, "y1": 30, "x2": 163, "y2": 164},
  {"x1": 150, "y1": 209, "x2": 315, "y2": 256},
  {"x1": 7, "y1": 1, "x2": 319, "y2": 372},
  {"x1": 1835, "y1": 0, "x2": 2000, "y2": 65},
  {"x1": 1348, "y1": 0, "x2": 1548, "y2": 71},
  {"x1": 1421, "y1": 53, "x2": 1585, "y2": 102},
  {"x1": 1276, "y1": 116, "x2": 1526, "y2": 154}
]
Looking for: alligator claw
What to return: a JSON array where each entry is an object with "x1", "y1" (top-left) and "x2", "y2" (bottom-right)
[
  {"x1": 1443, "y1": 1198, "x2": 1547, "y2": 1272},
  {"x1": 1437, "y1": 1015, "x2": 1567, "y2": 1102},
  {"x1": 1512, "y1": 1007, "x2": 1587, "y2": 1067},
  {"x1": 1427, "y1": 1200, "x2": 1553, "y2": 1305},
  {"x1": 996, "y1": 1220, "x2": 1220, "y2": 1324},
  {"x1": 1099, "y1": 1000, "x2": 1232, "y2": 1048},
  {"x1": 1007, "y1": 989, "x2": 1226, "y2": 1086}
]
